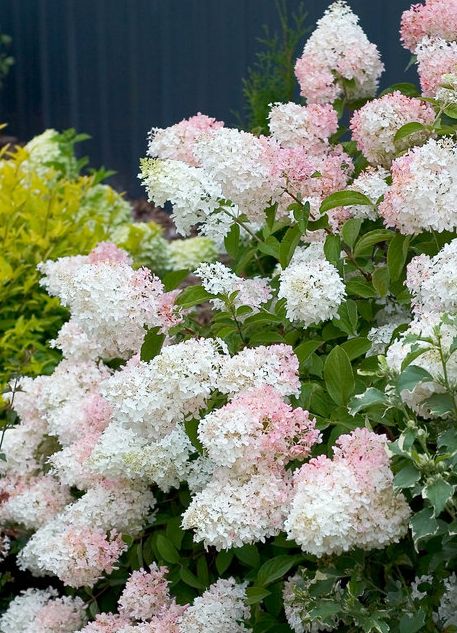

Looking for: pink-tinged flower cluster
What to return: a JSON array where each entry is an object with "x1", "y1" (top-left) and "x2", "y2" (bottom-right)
[
  {"x1": 195, "y1": 261, "x2": 271, "y2": 313},
  {"x1": 183, "y1": 384, "x2": 319, "y2": 549},
  {"x1": 350, "y1": 92, "x2": 435, "y2": 166},
  {"x1": 268, "y1": 102, "x2": 338, "y2": 152},
  {"x1": 39, "y1": 243, "x2": 181, "y2": 360},
  {"x1": 76, "y1": 568, "x2": 249, "y2": 633},
  {"x1": 379, "y1": 138, "x2": 457, "y2": 234},
  {"x1": 406, "y1": 239, "x2": 457, "y2": 316},
  {"x1": 148, "y1": 113, "x2": 224, "y2": 166},
  {"x1": 400, "y1": 0, "x2": 457, "y2": 53},
  {"x1": 0, "y1": 588, "x2": 86, "y2": 633},
  {"x1": 294, "y1": 1, "x2": 384, "y2": 104},
  {"x1": 118, "y1": 565, "x2": 171, "y2": 621},
  {"x1": 284, "y1": 428, "x2": 410, "y2": 556},
  {"x1": 198, "y1": 386, "x2": 320, "y2": 474},
  {"x1": 416, "y1": 37, "x2": 457, "y2": 97}
]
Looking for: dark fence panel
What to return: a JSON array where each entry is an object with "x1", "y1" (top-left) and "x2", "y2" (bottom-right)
[{"x1": 0, "y1": 0, "x2": 414, "y2": 195}]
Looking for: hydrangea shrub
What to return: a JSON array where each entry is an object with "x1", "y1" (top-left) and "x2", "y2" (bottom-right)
[{"x1": 2, "y1": 1, "x2": 457, "y2": 632}]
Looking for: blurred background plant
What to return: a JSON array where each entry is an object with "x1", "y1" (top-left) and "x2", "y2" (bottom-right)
[
  {"x1": 0, "y1": 30, "x2": 13, "y2": 91},
  {"x1": 241, "y1": 1, "x2": 308, "y2": 134}
]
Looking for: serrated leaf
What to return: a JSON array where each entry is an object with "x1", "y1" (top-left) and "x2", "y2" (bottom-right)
[
  {"x1": 256, "y1": 555, "x2": 302, "y2": 586},
  {"x1": 423, "y1": 393, "x2": 455, "y2": 416},
  {"x1": 176, "y1": 285, "x2": 212, "y2": 308},
  {"x1": 140, "y1": 327, "x2": 165, "y2": 362},
  {"x1": 437, "y1": 428, "x2": 457, "y2": 451},
  {"x1": 349, "y1": 387, "x2": 387, "y2": 415},
  {"x1": 324, "y1": 346, "x2": 355, "y2": 406},
  {"x1": 320, "y1": 190, "x2": 372, "y2": 213},
  {"x1": 394, "y1": 121, "x2": 426, "y2": 143},
  {"x1": 423, "y1": 476, "x2": 455, "y2": 515},
  {"x1": 258, "y1": 235, "x2": 280, "y2": 258}
]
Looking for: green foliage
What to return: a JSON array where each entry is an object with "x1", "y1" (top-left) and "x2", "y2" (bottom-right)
[
  {"x1": 0, "y1": 30, "x2": 13, "y2": 90},
  {"x1": 241, "y1": 1, "x2": 308, "y2": 134}
]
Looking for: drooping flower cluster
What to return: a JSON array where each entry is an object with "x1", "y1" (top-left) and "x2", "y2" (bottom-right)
[
  {"x1": 39, "y1": 242, "x2": 180, "y2": 360},
  {"x1": 350, "y1": 92, "x2": 435, "y2": 166},
  {"x1": 284, "y1": 428, "x2": 410, "y2": 556},
  {"x1": 294, "y1": 1, "x2": 383, "y2": 104},
  {"x1": 379, "y1": 138, "x2": 457, "y2": 234},
  {"x1": 278, "y1": 244, "x2": 346, "y2": 327},
  {"x1": 0, "y1": 588, "x2": 86, "y2": 633}
]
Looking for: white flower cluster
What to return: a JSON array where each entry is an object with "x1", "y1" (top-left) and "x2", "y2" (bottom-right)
[
  {"x1": 195, "y1": 261, "x2": 271, "y2": 313},
  {"x1": 284, "y1": 429, "x2": 410, "y2": 556},
  {"x1": 278, "y1": 244, "x2": 346, "y2": 327},
  {"x1": 294, "y1": 1, "x2": 384, "y2": 103},
  {"x1": 347, "y1": 166, "x2": 389, "y2": 221},
  {"x1": 0, "y1": 588, "x2": 86, "y2": 633},
  {"x1": 379, "y1": 138, "x2": 457, "y2": 234},
  {"x1": 39, "y1": 243, "x2": 180, "y2": 361}
]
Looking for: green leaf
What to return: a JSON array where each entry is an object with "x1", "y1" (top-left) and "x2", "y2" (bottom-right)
[
  {"x1": 245, "y1": 586, "x2": 271, "y2": 605},
  {"x1": 324, "y1": 234, "x2": 341, "y2": 267},
  {"x1": 224, "y1": 223, "x2": 240, "y2": 258},
  {"x1": 215, "y1": 550, "x2": 233, "y2": 575},
  {"x1": 397, "y1": 365, "x2": 434, "y2": 393},
  {"x1": 380, "y1": 82, "x2": 419, "y2": 97},
  {"x1": 387, "y1": 233, "x2": 410, "y2": 282},
  {"x1": 340, "y1": 337, "x2": 371, "y2": 360},
  {"x1": 394, "y1": 121, "x2": 426, "y2": 143},
  {"x1": 349, "y1": 387, "x2": 387, "y2": 415},
  {"x1": 175, "y1": 285, "x2": 212, "y2": 308},
  {"x1": 156, "y1": 534, "x2": 179, "y2": 564},
  {"x1": 309, "y1": 602, "x2": 341, "y2": 620},
  {"x1": 444, "y1": 104, "x2": 457, "y2": 119},
  {"x1": 256, "y1": 555, "x2": 302, "y2": 587},
  {"x1": 324, "y1": 346, "x2": 355, "y2": 406},
  {"x1": 320, "y1": 190, "x2": 372, "y2": 213},
  {"x1": 409, "y1": 507, "x2": 439, "y2": 548},
  {"x1": 423, "y1": 476, "x2": 455, "y2": 515},
  {"x1": 0, "y1": 256, "x2": 13, "y2": 282},
  {"x1": 393, "y1": 463, "x2": 421, "y2": 489},
  {"x1": 162, "y1": 269, "x2": 189, "y2": 291},
  {"x1": 334, "y1": 300, "x2": 358, "y2": 336},
  {"x1": 140, "y1": 327, "x2": 165, "y2": 362},
  {"x1": 234, "y1": 544, "x2": 260, "y2": 568},
  {"x1": 346, "y1": 279, "x2": 377, "y2": 298},
  {"x1": 258, "y1": 235, "x2": 281, "y2": 259},
  {"x1": 179, "y1": 566, "x2": 204, "y2": 590},
  {"x1": 279, "y1": 226, "x2": 301, "y2": 268},
  {"x1": 295, "y1": 340, "x2": 322, "y2": 365},
  {"x1": 372, "y1": 266, "x2": 390, "y2": 297},
  {"x1": 423, "y1": 393, "x2": 455, "y2": 416},
  {"x1": 341, "y1": 218, "x2": 363, "y2": 249},
  {"x1": 438, "y1": 428, "x2": 457, "y2": 451},
  {"x1": 353, "y1": 230, "x2": 394, "y2": 258},
  {"x1": 399, "y1": 611, "x2": 426, "y2": 633}
]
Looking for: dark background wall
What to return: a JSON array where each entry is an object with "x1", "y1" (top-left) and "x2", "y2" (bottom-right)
[{"x1": 0, "y1": 0, "x2": 415, "y2": 196}]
